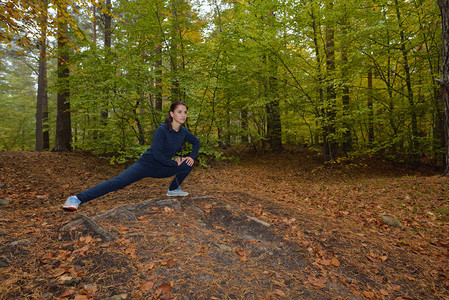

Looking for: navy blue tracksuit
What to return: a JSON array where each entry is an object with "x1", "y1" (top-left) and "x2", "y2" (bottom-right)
[{"x1": 76, "y1": 123, "x2": 200, "y2": 203}]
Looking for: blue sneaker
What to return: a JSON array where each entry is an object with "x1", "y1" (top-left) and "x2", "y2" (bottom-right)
[
  {"x1": 166, "y1": 188, "x2": 189, "y2": 197},
  {"x1": 63, "y1": 196, "x2": 81, "y2": 211}
]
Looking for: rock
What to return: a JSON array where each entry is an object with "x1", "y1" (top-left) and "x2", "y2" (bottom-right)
[
  {"x1": 0, "y1": 256, "x2": 11, "y2": 267},
  {"x1": 11, "y1": 239, "x2": 31, "y2": 246},
  {"x1": 381, "y1": 215, "x2": 402, "y2": 228},
  {"x1": 0, "y1": 199, "x2": 10, "y2": 205}
]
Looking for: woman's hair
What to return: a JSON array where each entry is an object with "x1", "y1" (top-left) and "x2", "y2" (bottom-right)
[{"x1": 164, "y1": 101, "x2": 188, "y2": 130}]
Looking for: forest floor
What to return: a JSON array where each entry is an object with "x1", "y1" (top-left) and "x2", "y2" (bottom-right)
[{"x1": 0, "y1": 149, "x2": 449, "y2": 299}]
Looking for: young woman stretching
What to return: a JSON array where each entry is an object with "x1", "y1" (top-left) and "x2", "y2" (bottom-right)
[{"x1": 63, "y1": 101, "x2": 200, "y2": 211}]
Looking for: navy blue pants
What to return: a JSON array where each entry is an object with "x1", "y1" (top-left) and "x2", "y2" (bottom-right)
[{"x1": 76, "y1": 161, "x2": 192, "y2": 203}]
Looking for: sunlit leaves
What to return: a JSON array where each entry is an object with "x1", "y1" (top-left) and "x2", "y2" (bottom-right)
[{"x1": 1, "y1": 0, "x2": 99, "y2": 54}]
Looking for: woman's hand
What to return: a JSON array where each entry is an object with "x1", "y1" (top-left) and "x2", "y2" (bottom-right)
[
  {"x1": 175, "y1": 157, "x2": 194, "y2": 166},
  {"x1": 183, "y1": 157, "x2": 195, "y2": 166}
]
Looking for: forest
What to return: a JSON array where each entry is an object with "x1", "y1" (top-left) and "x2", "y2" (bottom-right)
[
  {"x1": 0, "y1": 0, "x2": 445, "y2": 167},
  {"x1": 2, "y1": 1, "x2": 449, "y2": 299}
]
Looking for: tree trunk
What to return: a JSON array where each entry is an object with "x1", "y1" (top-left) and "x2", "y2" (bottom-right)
[
  {"x1": 395, "y1": 0, "x2": 418, "y2": 157},
  {"x1": 367, "y1": 68, "x2": 374, "y2": 144},
  {"x1": 265, "y1": 52, "x2": 283, "y2": 152},
  {"x1": 340, "y1": 7, "x2": 352, "y2": 153},
  {"x1": 92, "y1": 4, "x2": 97, "y2": 47},
  {"x1": 104, "y1": 0, "x2": 112, "y2": 49},
  {"x1": 101, "y1": 0, "x2": 112, "y2": 125},
  {"x1": 154, "y1": 43, "x2": 163, "y2": 111},
  {"x1": 170, "y1": 0, "x2": 180, "y2": 102},
  {"x1": 241, "y1": 108, "x2": 248, "y2": 143},
  {"x1": 36, "y1": 0, "x2": 48, "y2": 151},
  {"x1": 324, "y1": 2, "x2": 337, "y2": 161},
  {"x1": 54, "y1": 1, "x2": 72, "y2": 152},
  {"x1": 310, "y1": 6, "x2": 325, "y2": 156},
  {"x1": 437, "y1": 0, "x2": 449, "y2": 174}
]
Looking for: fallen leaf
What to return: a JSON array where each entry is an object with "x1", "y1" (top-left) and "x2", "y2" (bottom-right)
[
  {"x1": 140, "y1": 279, "x2": 157, "y2": 291},
  {"x1": 154, "y1": 282, "x2": 172, "y2": 298},
  {"x1": 330, "y1": 258, "x2": 340, "y2": 266},
  {"x1": 254, "y1": 205, "x2": 263, "y2": 216},
  {"x1": 317, "y1": 259, "x2": 331, "y2": 266},
  {"x1": 3, "y1": 277, "x2": 17, "y2": 285},
  {"x1": 74, "y1": 295, "x2": 89, "y2": 300},
  {"x1": 68, "y1": 267, "x2": 78, "y2": 277},
  {"x1": 166, "y1": 258, "x2": 176, "y2": 268},
  {"x1": 159, "y1": 294, "x2": 172, "y2": 300},
  {"x1": 52, "y1": 267, "x2": 67, "y2": 277},
  {"x1": 145, "y1": 262, "x2": 155, "y2": 270},
  {"x1": 83, "y1": 284, "x2": 98, "y2": 295},
  {"x1": 60, "y1": 289, "x2": 74, "y2": 297},
  {"x1": 388, "y1": 284, "x2": 401, "y2": 291},
  {"x1": 437, "y1": 240, "x2": 449, "y2": 248},
  {"x1": 274, "y1": 289, "x2": 286, "y2": 296},
  {"x1": 307, "y1": 276, "x2": 327, "y2": 288},
  {"x1": 362, "y1": 290, "x2": 375, "y2": 298},
  {"x1": 236, "y1": 249, "x2": 248, "y2": 262}
]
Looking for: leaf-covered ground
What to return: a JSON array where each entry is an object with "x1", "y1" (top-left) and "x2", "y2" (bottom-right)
[{"x1": 0, "y1": 149, "x2": 448, "y2": 299}]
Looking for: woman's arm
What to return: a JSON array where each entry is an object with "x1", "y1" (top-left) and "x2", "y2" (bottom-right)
[{"x1": 184, "y1": 130, "x2": 200, "y2": 160}]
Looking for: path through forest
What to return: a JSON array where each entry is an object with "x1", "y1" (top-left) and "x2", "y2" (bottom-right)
[{"x1": 0, "y1": 150, "x2": 448, "y2": 299}]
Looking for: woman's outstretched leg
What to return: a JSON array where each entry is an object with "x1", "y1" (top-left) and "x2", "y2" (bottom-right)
[
  {"x1": 76, "y1": 162, "x2": 150, "y2": 203},
  {"x1": 63, "y1": 162, "x2": 150, "y2": 210}
]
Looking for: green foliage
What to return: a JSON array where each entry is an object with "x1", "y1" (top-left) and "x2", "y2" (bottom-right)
[{"x1": 0, "y1": 0, "x2": 444, "y2": 167}]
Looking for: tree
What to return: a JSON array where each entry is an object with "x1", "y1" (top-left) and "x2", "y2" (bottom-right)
[
  {"x1": 264, "y1": 10, "x2": 283, "y2": 152},
  {"x1": 36, "y1": 0, "x2": 49, "y2": 151},
  {"x1": 395, "y1": 0, "x2": 419, "y2": 158},
  {"x1": 323, "y1": 1, "x2": 337, "y2": 161},
  {"x1": 54, "y1": 0, "x2": 72, "y2": 152},
  {"x1": 437, "y1": 0, "x2": 449, "y2": 174}
]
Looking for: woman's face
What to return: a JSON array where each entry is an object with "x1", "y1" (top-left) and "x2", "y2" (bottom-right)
[{"x1": 170, "y1": 104, "x2": 188, "y2": 125}]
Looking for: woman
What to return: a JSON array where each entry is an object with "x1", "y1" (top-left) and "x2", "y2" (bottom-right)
[{"x1": 63, "y1": 101, "x2": 200, "y2": 211}]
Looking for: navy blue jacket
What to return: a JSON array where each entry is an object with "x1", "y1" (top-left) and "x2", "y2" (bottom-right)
[{"x1": 139, "y1": 123, "x2": 200, "y2": 167}]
